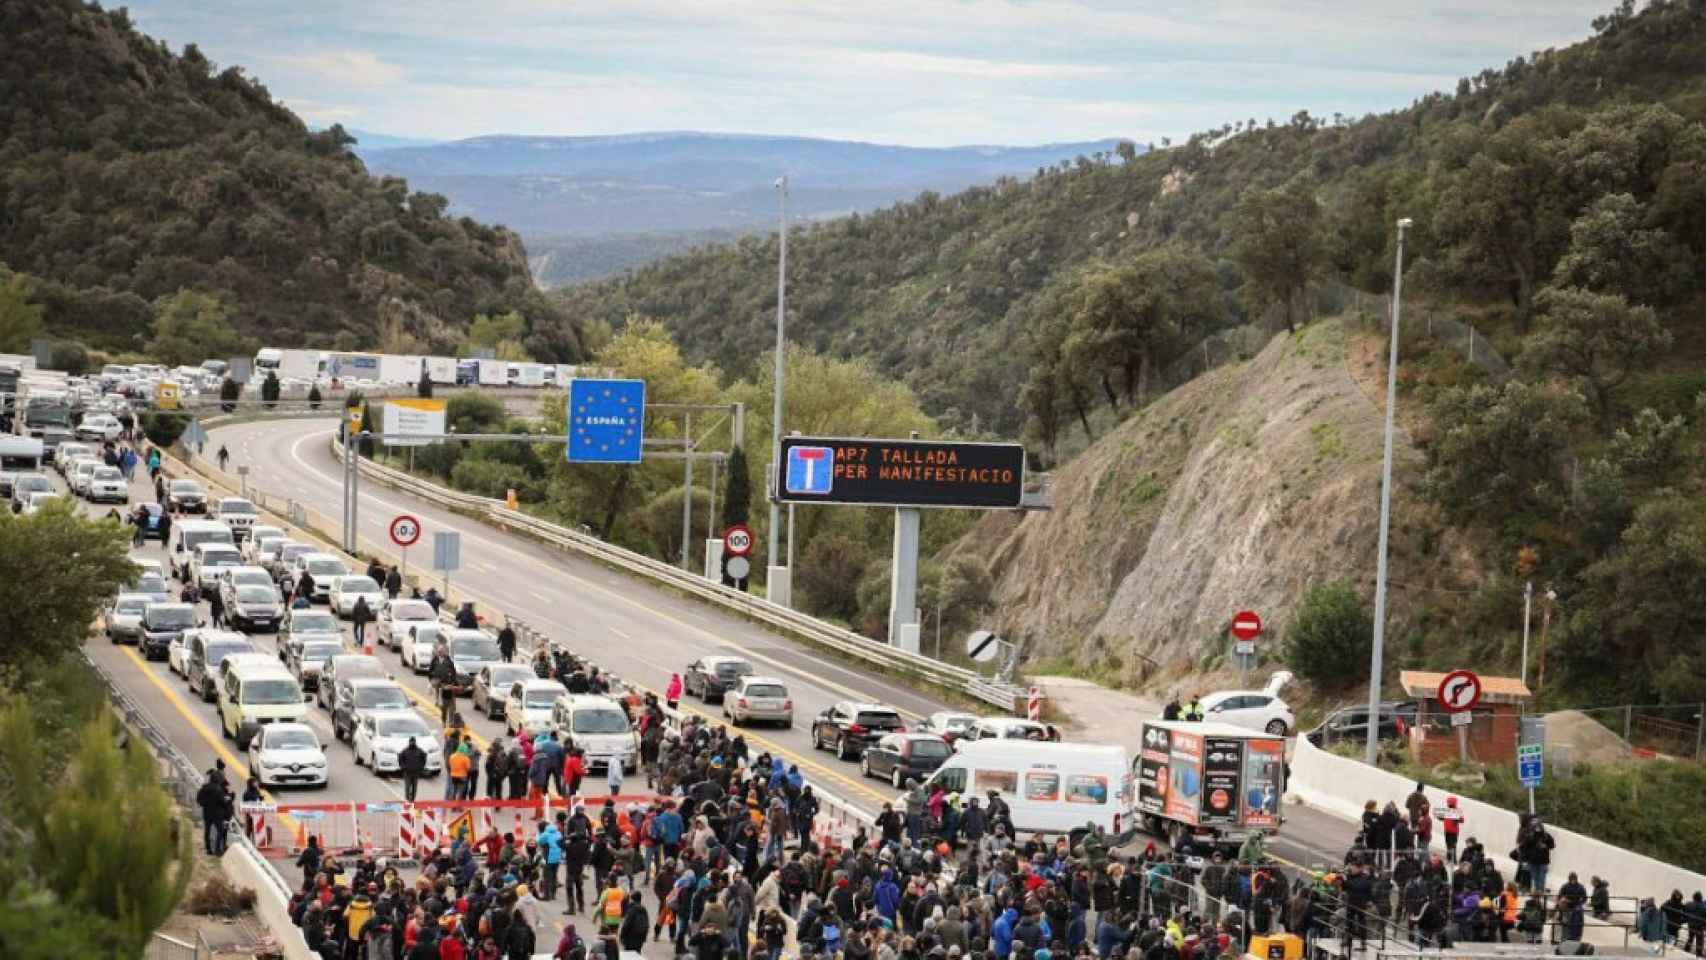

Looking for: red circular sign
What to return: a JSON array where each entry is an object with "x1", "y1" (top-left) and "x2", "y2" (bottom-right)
[
  {"x1": 389, "y1": 514, "x2": 422, "y2": 547},
  {"x1": 1230, "y1": 610, "x2": 1262, "y2": 641},
  {"x1": 722, "y1": 524, "x2": 754, "y2": 557},
  {"x1": 1436, "y1": 669, "x2": 1482, "y2": 713}
]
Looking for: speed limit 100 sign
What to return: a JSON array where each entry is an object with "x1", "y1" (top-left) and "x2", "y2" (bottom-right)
[
  {"x1": 389, "y1": 514, "x2": 422, "y2": 548},
  {"x1": 723, "y1": 524, "x2": 754, "y2": 557}
]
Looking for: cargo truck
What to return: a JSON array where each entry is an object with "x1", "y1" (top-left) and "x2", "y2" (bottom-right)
[{"x1": 1134, "y1": 720, "x2": 1286, "y2": 849}]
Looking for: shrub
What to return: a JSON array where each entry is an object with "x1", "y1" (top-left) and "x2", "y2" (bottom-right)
[
  {"x1": 182, "y1": 875, "x2": 256, "y2": 917},
  {"x1": 1285, "y1": 580, "x2": 1373, "y2": 686}
]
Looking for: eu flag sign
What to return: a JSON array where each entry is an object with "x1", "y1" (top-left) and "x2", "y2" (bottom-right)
[{"x1": 566, "y1": 378, "x2": 645, "y2": 464}]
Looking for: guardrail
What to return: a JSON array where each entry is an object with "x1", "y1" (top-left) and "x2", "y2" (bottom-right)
[{"x1": 330, "y1": 434, "x2": 1025, "y2": 712}]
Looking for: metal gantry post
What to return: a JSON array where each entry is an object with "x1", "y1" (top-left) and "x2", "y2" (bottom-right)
[
  {"x1": 767, "y1": 177, "x2": 789, "y2": 604},
  {"x1": 680, "y1": 413, "x2": 693, "y2": 571}
]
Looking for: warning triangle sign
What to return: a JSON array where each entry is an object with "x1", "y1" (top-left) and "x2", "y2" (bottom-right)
[{"x1": 445, "y1": 809, "x2": 475, "y2": 846}]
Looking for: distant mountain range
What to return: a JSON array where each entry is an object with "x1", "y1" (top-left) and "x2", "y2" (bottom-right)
[{"x1": 348, "y1": 131, "x2": 1132, "y2": 285}]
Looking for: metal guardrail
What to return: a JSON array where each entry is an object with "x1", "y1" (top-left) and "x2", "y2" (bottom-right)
[
  {"x1": 86, "y1": 652, "x2": 209, "y2": 819},
  {"x1": 331, "y1": 435, "x2": 1025, "y2": 712}
]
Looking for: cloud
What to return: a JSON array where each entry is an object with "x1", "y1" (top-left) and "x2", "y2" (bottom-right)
[{"x1": 269, "y1": 50, "x2": 407, "y2": 89}]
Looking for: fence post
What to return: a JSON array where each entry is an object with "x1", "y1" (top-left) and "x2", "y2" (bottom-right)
[
  {"x1": 1469, "y1": 325, "x2": 1476, "y2": 362},
  {"x1": 1624, "y1": 705, "x2": 1633, "y2": 744},
  {"x1": 1696, "y1": 703, "x2": 1703, "y2": 762}
]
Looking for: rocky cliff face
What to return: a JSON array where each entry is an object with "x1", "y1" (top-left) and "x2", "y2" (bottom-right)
[{"x1": 956, "y1": 318, "x2": 1424, "y2": 686}]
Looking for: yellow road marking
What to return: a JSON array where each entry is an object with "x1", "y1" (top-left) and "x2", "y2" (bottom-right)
[{"x1": 118, "y1": 646, "x2": 301, "y2": 834}]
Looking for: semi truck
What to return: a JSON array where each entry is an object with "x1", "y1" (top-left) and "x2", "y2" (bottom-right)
[
  {"x1": 1134, "y1": 720, "x2": 1286, "y2": 849},
  {"x1": 22, "y1": 392, "x2": 75, "y2": 459}
]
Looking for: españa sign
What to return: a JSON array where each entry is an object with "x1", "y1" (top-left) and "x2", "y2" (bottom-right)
[{"x1": 777, "y1": 436, "x2": 1026, "y2": 509}]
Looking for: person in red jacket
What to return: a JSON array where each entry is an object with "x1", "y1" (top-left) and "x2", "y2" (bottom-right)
[
  {"x1": 1439, "y1": 795, "x2": 1465, "y2": 863},
  {"x1": 563, "y1": 751, "x2": 587, "y2": 797}
]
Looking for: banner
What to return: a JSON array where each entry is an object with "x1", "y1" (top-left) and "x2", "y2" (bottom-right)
[
  {"x1": 1200, "y1": 738, "x2": 1244, "y2": 826},
  {"x1": 1242, "y1": 738, "x2": 1285, "y2": 828},
  {"x1": 1163, "y1": 729, "x2": 1202, "y2": 823}
]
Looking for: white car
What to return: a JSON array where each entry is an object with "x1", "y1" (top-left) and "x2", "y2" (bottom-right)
[
  {"x1": 353, "y1": 710, "x2": 442, "y2": 776},
  {"x1": 328, "y1": 575, "x2": 385, "y2": 618},
  {"x1": 1201, "y1": 674, "x2": 1296, "y2": 735},
  {"x1": 190, "y1": 543, "x2": 245, "y2": 592},
  {"x1": 210, "y1": 497, "x2": 259, "y2": 541},
  {"x1": 376, "y1": 598, "x2": 438, "y2": 650},
  {"x1": 289, "y1": 553, "x2": 348, "y2": 602},
  {"x1": 504, "y1": 679, "x2": 568, "y2": 737},
  {"x1": 168, "y1": 627, "x2": 207, "y2": 677},
  {"x1": 23, "y1": 491, "x2": 60, "y2": 514},
  {"x1": 85, "y1": 465, "x2": 128, "y2": 503},
  {"x1": 75, "y1": 413, "x2": 122, "y2": 442},
  {"x1": 68, "y1": 457, "x2": 101, "y2": 495},
  {"x1": 245, "y1": 527, "x2": 286, "y2": 563},
  {"x1": 399, "y1": 622, "x2": 443, "y2": 673},
  {"x1": 246, "y1": 721, "x2": 328, "y2": 788}
]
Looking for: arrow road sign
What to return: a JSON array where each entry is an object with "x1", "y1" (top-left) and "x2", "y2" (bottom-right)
[{"x1": 1436, "y1": 669, "x2": 1483, "y2": 713}]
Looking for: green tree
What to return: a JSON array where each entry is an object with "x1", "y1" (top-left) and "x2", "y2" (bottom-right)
[
  {"x1": 1424, "y1": 381, "x2": 1588, "y2": 527},
  {"x1": 417, "y1": 367, "x2": 434, "y2": 398},
  {"x1": 461, "y1": 310, "x2": 530, "y2": 361},
  {"x1": 145, "y1": 290, "x2": 245, "y2": 368},
  {"x1": 0, "y1": 272, "x2": 44, "y2": 352},
  {"x1": 446, "y1": 392, "x2": 506, "y2": 434},
  {"x1": 1284, "y1": 581, "x2": 1373, "y2": 687},
  {"x1": 1521, "y1": 286, "x2": 1671, "y2": 425},
  {"x1": 218, "y1": 377, "x2": 239, "y2": 414},
  {"x1": 1060, "y1": 247, "x2": 1222, "y2": 406},
  {"x1": 260, "y1": 371, "x2": 280, "y2": 407},
  {"x1": 0, "y1": 502, "x2": 135, "y2": 668},
  {"x1": 140, "y1": 412, "x2": 186, "y2": 447},
  {"x1": 0, "y1": 701, "x2": 192, "y2": 956},
  {"x1": 1552, "y1": 194, "x2": 1692, "y2": 304},
  {"x1": 307, "y1": 384, "x2": 322, "y2": 410},
  {"x1": 357, "y1": 400, "x2": 376, "y2": 457},
  {"x1": 795, "y1": 533, "x2": 873, "y2": 622},
  {"x1": 722, "y1": 447, "x2": 751, "y2": 528},
  {"x1": 1232, "y1": 184, "x2": 1326, "y2": 334}
]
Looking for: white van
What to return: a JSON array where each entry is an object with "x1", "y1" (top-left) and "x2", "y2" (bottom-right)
[
  {"x1": 919, "y1": 740, "x2": 1133, "y2": 836},
  {"x1": 173, "y1": 520, "x2": 235, "y2": 575},
  {"x1": 190, "y1": 542, "x2": 245, "y2": 592},
  {"x1": 550, "y1": 694, "x2": 639, "y2": 773},
  {"x1": 218, "y1": 658, "x2": 309, "y2": 748}
]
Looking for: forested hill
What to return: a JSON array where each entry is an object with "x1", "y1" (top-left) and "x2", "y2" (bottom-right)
[
  {"x1": 557, "y1": 0, "x2": 1706, "y2": 442},
  {"x1": 0, "y1": 1, "x2": 577, "y2": 360}
]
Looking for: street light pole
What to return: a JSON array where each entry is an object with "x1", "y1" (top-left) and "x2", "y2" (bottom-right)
[
  {"x1": 767, "y1": 175, "x2": 789, "y2": 606},
  {"x1": 1366, "y1": 216, "x2": 1411, "y2": 766}
]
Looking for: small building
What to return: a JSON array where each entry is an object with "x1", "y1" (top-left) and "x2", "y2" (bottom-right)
[{"x1": 1399, "y1": 671, "x2": 1532, "y2": 766}]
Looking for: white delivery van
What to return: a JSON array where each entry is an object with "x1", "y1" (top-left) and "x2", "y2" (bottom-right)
[
  {"x1": 551, "y1": 694, "x2": 640, "y2": 773},
  {"x1": 920, "y1": 740, "x2": 1133, "y2": 836}
]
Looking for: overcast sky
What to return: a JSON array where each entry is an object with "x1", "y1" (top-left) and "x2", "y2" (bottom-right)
[{"x1": 131, "y1": 1, "x2": 1613, "y2": 147}]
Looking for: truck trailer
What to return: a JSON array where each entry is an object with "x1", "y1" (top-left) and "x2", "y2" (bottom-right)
[{"x1": 1134, "y1": 720, "x2": 1285, "y2": 848}]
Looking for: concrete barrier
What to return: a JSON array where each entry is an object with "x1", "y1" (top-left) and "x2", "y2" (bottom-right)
[
  {"x1": 1288, "y1": 734, "x2": 1705, "y2": 911},
  {"x1": 223, "y1": 838, "x2": 314, "y2": 960}
]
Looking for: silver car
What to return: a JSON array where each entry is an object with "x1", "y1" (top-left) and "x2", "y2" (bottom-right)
[
  {"x1": 722, "y1": 676, "x2": 793, "y2": 727},
  {"x1": 103, "y1": 593, "x2": 154, "y2": 645}
]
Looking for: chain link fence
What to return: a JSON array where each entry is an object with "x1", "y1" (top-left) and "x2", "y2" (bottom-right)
[
  {"x1": 1542, "y1": 703, "x2": 1705, "y2": 767},
  {"x1": 1352, "y1": 289, "x2": 1512, "y2": 379},
  {"x1": 145, "y1": 931, "x2": 209, "y2": 960}
]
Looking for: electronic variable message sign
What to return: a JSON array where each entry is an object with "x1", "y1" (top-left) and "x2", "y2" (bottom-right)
[{"x1": 777, "y1": 436, "x2": 1025, "y2": 509}]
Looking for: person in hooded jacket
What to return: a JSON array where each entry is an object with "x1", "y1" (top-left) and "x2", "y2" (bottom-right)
[{"x1": 351, "y1": 596, "x2": 372, "y2": 646}]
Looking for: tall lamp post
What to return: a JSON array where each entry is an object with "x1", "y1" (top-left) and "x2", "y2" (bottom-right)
[
  {"x1": 767, "y1": 175, "x2": 790, "y2": 605},
  {"x1": 1366, "y1": 216, "x2": 1412, "y2": 765}
]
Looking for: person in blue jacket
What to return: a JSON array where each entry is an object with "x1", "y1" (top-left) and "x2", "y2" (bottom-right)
[
  {"x1": 992, "y1": 906, "x2": 1019, "y2": 959},
  {"x1": 874, "y1": 868, "x2": 901, "y2": 924}
]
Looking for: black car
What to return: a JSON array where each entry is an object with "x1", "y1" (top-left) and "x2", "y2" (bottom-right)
[
  {"x1": 811, "y1": 700, "x2": 907, "y2": 760},
  {"x1": 166, "y1": 479, "x2": 207, "y2": 514},
  {"x1": 683, "y1": 655, "x2": 754, "y2": 703},
  {"x1": 1306, "y1": 700, "x2": 1419, "y2": 747},
  {"x1": 138, "y1": 603, "x2": 197, "y2": 660},
  {"x1": 860, "y1": 732, "x2": 952, "y2": 788}
]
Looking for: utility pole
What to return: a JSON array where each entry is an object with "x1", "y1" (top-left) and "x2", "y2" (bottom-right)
[
  {"x1": 1366, "y1": 216, "x2": 1411, "y2": 766},
  {"x1": 766, "y1": 175, "x2": 791, "y2": 607},
  {"x1": 1537, "y1": 587, "x2": 1555, "y2": 692},
  {"x1": 1521, "y1": 580, "x2": 1533, "y2": 686}
]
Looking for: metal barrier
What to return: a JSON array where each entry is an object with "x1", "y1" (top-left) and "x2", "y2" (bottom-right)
[
  {"x1": 327, "y1": 434, "x2": 1025, "y2": 712},
  {"x1": 145, "y1": 932, "x2": 207, "y2": 960},
  {"x1": 86, "y1": 652, "x2": 209, "y2": 818}
]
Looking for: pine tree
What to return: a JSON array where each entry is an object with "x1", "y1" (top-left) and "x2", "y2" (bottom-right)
[
  {"x1": 260, "y1": 371, "x2": 280, "y2": 407},
  {"x1": 358, "y1": 400, "x2": 376, "y2": 457},
  {"x1": 417, "y1": 366, "x2": 433, "y2": 398},
  {"x1": 723, "y1": 446, "x2": 751, "y2": 526},
  {"x1": 307, "y1": 384, "x2": 322, "y2": 410},
  {"x1": 218, "y1": 376, "x2": 239, "y2": 414}
]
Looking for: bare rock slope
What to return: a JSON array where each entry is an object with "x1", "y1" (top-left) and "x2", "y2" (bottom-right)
[{"x1": 957, "y1": 317, "x2": 1421, "y2": 684}]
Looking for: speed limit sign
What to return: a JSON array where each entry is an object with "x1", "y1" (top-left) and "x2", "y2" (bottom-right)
[
  {"x1": 722, "y1": 524, "x2": 753, "y2": 557},
  {"x1": 389, "y1": 514, "x2": 422, "y2": 548}
]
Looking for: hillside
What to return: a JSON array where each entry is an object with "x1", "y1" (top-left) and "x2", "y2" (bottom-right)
[
  {"x1": 558, "y1": 1, "x2": 1706, "y2": 441},
  {"x1": 354, "y1": 132, "x2": 1126, "y2": 285},
  {"x1": 565, "y1": 1, "x2": 1706, "y2": 710},
  {"x1": 0, "y1": 1, "x2": 576, "y2": 359},
  {"x1": 958, "y1": 317, "x2": 1428, "y2": 684}
]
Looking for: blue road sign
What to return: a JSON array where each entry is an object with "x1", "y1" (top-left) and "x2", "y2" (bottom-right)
[
  {"x1": 567, "y1": 378, "x2": 645, "y2": 464},
  {"x1": 1517, "y1": 743, "x2": 1544, "y2": 788},
  {"x1": 785, "y1": 445, "x2": 835, "y2": 495}
]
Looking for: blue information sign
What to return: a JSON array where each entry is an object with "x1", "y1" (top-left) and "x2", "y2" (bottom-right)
[
  {"x1": 567, "y1": 378, "x2": 645, "y2": 464},
  {"x1": 1517, "y1": 744, "x2": 1544, "y2": 788},
  {"x1": 786, "y1": 445, "x2": 836, "y2": 495}
]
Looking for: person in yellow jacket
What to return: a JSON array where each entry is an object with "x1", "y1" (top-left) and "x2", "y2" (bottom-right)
[{"x1": 345, "y1": 889, "x2": 374, "y2": 948}]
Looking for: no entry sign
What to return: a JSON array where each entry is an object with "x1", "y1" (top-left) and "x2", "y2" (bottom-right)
[
  {"x1": 1436, "y1": 670, "x2": 1483, "y2": 713},
  {"x1": 1230, "y1": 610, "x2": 1262, "y2": 641},
  {"x1": 389, "y1": 514, "x2": 422, "y2": 548}
]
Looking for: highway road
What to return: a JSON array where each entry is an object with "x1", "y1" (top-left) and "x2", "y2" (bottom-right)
[{"x1": 65, "y1": 416, "x2": 1363, "y2": 935}]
